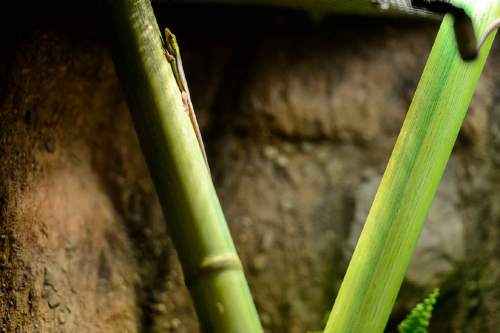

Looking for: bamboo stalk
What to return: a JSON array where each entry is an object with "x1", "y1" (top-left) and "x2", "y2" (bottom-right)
[
  {"x1": 99, "y1": 1, "x2": 263, "y2": 332},
  {"x1": 324, "y1": 1, "x2": 500, "y2": 332}
]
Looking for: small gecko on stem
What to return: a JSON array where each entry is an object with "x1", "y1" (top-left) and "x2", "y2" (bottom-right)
[{"x1": 163, "y1": 28, "x2": 210, "y2": 169}]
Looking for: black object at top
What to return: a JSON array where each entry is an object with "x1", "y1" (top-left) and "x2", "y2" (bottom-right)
[{"x1": 411, "y1": 0, "x2": 478, "y2": 60}]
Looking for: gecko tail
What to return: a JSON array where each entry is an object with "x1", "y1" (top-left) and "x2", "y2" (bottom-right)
[{"x1": 181, "y1": 92, "x2": 211, "y2": 173}]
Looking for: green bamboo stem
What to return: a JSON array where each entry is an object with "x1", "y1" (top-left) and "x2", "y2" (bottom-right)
[
  {"x1": 99, "y1": 1, "x2": 263, "y2": 332},
  {"x1": 324, "y1": 1, "x2": 499, "y2": 332}
]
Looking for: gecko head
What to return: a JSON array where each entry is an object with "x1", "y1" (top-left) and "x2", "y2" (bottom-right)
[{"x1": 164, "y1": 28, "x2": 179, "y2": 55}]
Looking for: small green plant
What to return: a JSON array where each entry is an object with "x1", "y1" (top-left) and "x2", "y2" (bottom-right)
[
  {"x1": 309, "y1": 288, "x2": 440, "y2": 333},
  {"x1": 398, "y1": 288, "x2": 440, "y2": 333}
]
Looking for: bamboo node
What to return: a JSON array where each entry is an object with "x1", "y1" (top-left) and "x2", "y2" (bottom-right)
[{"x1": 185, "y1": 254, "x2": 243, "y2": 286}]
